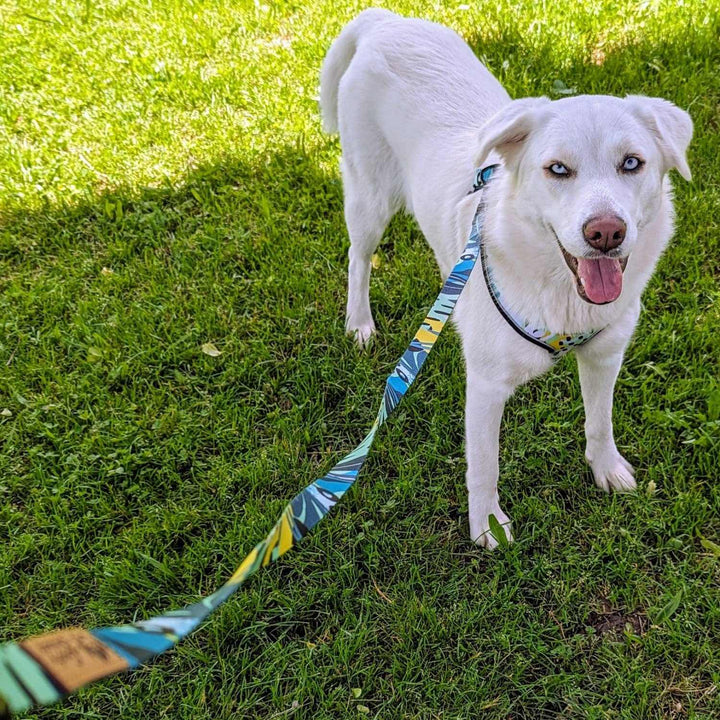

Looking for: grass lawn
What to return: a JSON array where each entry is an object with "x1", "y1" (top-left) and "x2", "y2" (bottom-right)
[{"x1": 1, "y1": 0, "x2": 719, "y2": 717}]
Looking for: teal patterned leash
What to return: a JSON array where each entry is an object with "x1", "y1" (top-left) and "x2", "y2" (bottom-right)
[{"x1": 0, "y1": 166, "x2": 495, "y2": 718}]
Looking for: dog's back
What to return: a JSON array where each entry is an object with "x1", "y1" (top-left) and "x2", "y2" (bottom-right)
[
  {"x1": 320, "y1": 10, "x2": 509, "y2": 277},
  {"x1": 321, "y1": 10, "x2": 507, "y2": 136}
]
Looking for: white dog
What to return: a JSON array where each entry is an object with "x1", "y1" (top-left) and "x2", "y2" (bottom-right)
[{"x1": 320, "y1": 9, "x2": 692, "y2": 548}]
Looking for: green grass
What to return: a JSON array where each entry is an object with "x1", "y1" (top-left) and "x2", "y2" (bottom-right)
[{"x1": 0, "y1": 0, "x2": 719, "y2": 717}]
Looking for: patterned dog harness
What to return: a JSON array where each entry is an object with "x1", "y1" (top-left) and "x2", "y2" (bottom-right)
[{"x1": 471, "y1": 166, "x2": 602, "y2": 357}]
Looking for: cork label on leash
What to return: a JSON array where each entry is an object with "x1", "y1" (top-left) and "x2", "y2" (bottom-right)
[{"x1": 21, "y1": 629, "x2": 129, "y2": 693}]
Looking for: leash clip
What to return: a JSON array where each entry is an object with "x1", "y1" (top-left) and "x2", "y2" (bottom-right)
[{"x1": 469, "y1": 164, "x2": 499, "y2": 194}]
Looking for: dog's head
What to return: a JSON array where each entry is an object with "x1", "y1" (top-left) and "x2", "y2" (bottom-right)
[{"x1": 475, "y1": 94, "x2": 693, "y2": 304}]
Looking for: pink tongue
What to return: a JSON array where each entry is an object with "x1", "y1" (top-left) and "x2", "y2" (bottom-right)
[{"x1": 576, "y1": 257, "x2": 623, "y2": 304}]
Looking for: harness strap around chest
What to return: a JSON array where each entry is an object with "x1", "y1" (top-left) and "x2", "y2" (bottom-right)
[{"x1": 470, "y1": 165, "x2": 602, "y2": 359}]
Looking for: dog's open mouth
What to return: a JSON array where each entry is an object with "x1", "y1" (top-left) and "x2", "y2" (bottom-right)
[{"x1": 555, "y1": 238, "x2": 629, "y2": 305}]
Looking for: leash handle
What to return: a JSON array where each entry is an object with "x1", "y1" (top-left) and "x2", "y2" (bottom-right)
[{"x1": 0, "y1": 171, "x2": 492, "y2": 717}]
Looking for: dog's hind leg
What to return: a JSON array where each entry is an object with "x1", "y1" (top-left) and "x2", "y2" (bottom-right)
[{"x1": 341, "y1": 153, "x2": 399, "y2": 346}]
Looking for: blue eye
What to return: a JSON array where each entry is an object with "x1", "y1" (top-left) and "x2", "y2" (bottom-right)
[
  {"x1": 622, "y1": 155, "x2": 643, "y2": 172},
  {"x1": 548, "y1": 162, "x2": 570, "y2": 176}
]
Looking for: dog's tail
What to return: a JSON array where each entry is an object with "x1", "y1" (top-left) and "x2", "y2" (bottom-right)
[{"x1": 320, "y1": 9, "x2": 393, "y2": 134}]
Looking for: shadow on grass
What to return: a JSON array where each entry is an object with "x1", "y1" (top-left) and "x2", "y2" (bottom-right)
[{"x1": 0, "y1": 143, "x2": 343, "y2": 269}]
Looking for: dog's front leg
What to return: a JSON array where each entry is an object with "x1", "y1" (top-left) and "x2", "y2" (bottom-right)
[
  {"x1": 465, "y1": 370, "x2": 513, "y2": 548},
  {"x1": 576, "y1": 312, "x2": 639, "y2": 493}
]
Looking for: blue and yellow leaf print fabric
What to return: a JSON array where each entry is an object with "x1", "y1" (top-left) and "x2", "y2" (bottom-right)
[{"x1": 0, "y1": 166, "x2": 492, "y2": 717}]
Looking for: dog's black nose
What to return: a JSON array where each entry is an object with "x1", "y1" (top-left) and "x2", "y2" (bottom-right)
[{"x1": 583, "y1": 215, "x2": 626, "y2": 252}]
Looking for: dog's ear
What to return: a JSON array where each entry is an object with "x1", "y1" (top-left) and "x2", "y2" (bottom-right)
[
  {"x1": 474, "y1": 97, "x2": 550, "y2": 168},
  {"x1": 626, "y1": 96, "x2": 693, "y2": 181}
]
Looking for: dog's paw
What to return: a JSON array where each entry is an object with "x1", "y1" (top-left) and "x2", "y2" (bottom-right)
[
  {"x1": 346, "y1": 320, "x2": 376, "y2": 347},
  {"x1": 588, "y1": 451, "x2": 636, "y2": 493},
  {"x1": 470, "y1": 505, "x2": 513, "y2": 550}
]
